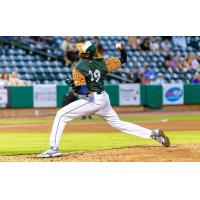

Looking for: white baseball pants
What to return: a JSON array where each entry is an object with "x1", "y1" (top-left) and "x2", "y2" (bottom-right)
[{"x1": 50, "y1": 91, "x2": 152, "y2": 148}]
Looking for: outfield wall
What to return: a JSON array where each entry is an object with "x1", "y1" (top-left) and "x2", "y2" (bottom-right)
[{"x1": 0, "y1": 83, "x2": 200, "y2": 109}]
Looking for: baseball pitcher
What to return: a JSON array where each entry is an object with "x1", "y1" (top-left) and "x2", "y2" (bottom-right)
[{"x1": 39, "y1": 41, "x2": 170, "y2": 158}]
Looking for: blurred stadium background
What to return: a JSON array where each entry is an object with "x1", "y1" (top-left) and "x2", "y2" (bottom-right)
[
  {"x1": 0, "y1": 36, "x2": 200, "y2": 113},
  {"x1": 0, "y1": 36, "x2": 200, "y2": 85}
]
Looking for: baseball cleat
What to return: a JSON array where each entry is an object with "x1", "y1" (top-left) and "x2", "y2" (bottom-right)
[
  {"x1": 38, "y1": 147, "x2": 62, "y2": 158},
  {"x1": 151, "y1": 129, "x2": 170, "y2": 147}
]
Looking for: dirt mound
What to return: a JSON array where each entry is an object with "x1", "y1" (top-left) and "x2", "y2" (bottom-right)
[{"x1": 1, "y1": 144, "x2": 200, "y2": 162}]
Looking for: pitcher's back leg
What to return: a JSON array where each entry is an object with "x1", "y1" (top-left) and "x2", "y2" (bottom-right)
[{"x1": 95, "y1": 105, "x2": 152, "y2": 138}]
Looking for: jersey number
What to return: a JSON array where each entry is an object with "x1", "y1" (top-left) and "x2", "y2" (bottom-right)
[{"x1": 89, "y1": 69, "x2": 101, "y2": 83}]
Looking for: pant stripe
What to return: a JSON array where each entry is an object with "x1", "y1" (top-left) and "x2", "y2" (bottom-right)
[{"x1": 54, "y1": 98, "x2": 93, "y2": 147}]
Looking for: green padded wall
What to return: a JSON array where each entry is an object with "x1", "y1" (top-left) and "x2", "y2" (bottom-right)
[
  {"x1": 140, "y1": 84, "x2": 147, "y2": 105},
  {"x1": 57, "y1": 85, "x2": 70, "y2": 107},
  {"x1": 145, "y1": 85, "x2": 163, "y2": 109},
  {"x1": 184, "y1": 84, "x2": 200, "y2": 104},
  {"x1": 104, "y1": 85, "x2": 119, "y2": 105},
  {"x1": 8, "y1": 84, "x2": 200, "y2": 109},
  {"x1": 8, "y1": 86, "x2": 33, "y2": 108}
]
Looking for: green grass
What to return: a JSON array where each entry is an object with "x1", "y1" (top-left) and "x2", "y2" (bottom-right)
[
  {"x1": 0, "y1": 114, "x2": 200, "y2": 125},
  {"x1": 0, "y1": 114, "x2": 199, "y2": 156},
  {"x1": 0, "y1": 131, "x2": 199, "y2": 156}
]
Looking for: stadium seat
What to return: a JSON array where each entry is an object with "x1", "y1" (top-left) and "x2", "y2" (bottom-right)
[
  {"x1": 15, "y1": 55, "x2": 23, "y2": 61},
  {"x1": 0, "y1": 36, "x2": 199, "y2": 84}
]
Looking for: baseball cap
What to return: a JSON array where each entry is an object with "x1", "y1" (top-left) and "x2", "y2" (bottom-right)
[{"x1": 76, "y1": 41, "x2": 96, "y2": 54}]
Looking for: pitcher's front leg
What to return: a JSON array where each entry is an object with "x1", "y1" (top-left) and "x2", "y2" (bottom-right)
[
  {"x1": 38, "y1": 96, "x2": 103, "y2": 158},
  {"x1": 38, "y1": 99, "x2": 90, "y2": 158},
  {"x1": 49, "y1": 107, "x2": 71, "y2": 149}
]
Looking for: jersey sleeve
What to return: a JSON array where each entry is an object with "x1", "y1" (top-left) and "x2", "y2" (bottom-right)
[
  {"x1": 105, "y1": 57, "x2": 122, "y2": 72},
  {"x1": 72, "y1": 68, "x2": 87, "y2": 87}
]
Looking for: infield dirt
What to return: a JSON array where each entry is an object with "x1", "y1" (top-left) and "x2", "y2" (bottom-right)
[{"x1": 0, "y1": 144, "x2": 200, "y2": 162}]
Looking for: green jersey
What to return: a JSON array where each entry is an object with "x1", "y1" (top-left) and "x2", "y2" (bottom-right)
[{"x1": 75, "y1": 58, "x2": 108, "y2": 93}]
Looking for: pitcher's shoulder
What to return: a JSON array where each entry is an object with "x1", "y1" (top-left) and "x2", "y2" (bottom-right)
[
  {"x1": 76, "y1": 59, "x2": 88, "y2": 70},
  {"x1": 76, "y1": 59, "x2": 84, "y2": 66},
  {"x1": 94, "y1": 58, "x2": 105, "y2": 62}
]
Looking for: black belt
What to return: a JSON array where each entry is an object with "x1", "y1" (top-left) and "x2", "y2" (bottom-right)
[{"x1": 86, "y1": 91, "x2": 102, "y2": 97}]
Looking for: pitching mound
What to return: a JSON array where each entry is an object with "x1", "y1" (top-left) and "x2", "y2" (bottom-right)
[{"x1": 1, "y1": 144, "x2": 200, "y2": 162}]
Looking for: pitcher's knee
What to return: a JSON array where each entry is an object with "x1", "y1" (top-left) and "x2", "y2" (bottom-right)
[
  {"x1": 56, "y1": 108, "x2": 72, "y2": 122},
  {"x1": 107, "y1": 119, "x2": 125, "y2": 129},
  {"x1": 56, "y1": 109, "x2": 65, "y2": 118},
  {"x1": 107, "y1": 120, "x2": 120, "y2": 127}
]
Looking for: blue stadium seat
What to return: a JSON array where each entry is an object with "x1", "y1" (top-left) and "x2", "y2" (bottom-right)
[
  {"x1": 18, "y1": 67, "x2": 27, "y2": 73},
  {"x1": 15, "y1": 55, "x2": 23, "y2": 61},
  {"x1": 46, "y1": 67, "x2": 53, "y2": 73},
  {"x1": 6, "y1": 55, "x2": 15, "y2": 61},
  {"x1": 8, "y1": 49, "x2": 15, "y2": 55},
  {"x1": 138, "y1": 56, "x2": 144, "y2": 62},
  {"x1": 36, "y1": 67, "x2": 45, "y2": 74},
  {"x1": 0, "y1": 55, "x2": 6, "y2": 61},
  {"x1": 43, "y1": 60, "x2": 51, "y2": 67},
  {"x1": 35, "y1": 61, "x2": 42, "y2": 68},
  {"x1": 27, "y1": 61, "x2": 34, "y2": 67},
  {"x1": 17, "y1": 60, "x2": 25, "y2": 68},
  {"x1": 10, "y1": 60, "x2": 17, "y2": 67},
  {"x1": 0, "y1": 36, "x2": 199, "y2": 84},
  {"x1": 53, "y1": 67, "x2": 61, "y2": 73},
  {"x1": 160, "y1": 67, "x2": 166, "y2": 73}
]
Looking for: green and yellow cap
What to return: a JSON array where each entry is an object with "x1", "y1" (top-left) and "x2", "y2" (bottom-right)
[{"x1": 76, "y1": 41, "x2": 96, "y2": 54}]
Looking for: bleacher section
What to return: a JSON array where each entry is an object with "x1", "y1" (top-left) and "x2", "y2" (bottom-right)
[{"x1": 0, "y1": 36, "x2": 200, "y2": 84}]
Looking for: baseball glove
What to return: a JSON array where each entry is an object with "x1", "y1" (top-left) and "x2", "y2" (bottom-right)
[
  {"x1": 65, "y1": 78, "x2": 79, "y2": 93},
  {"x1": 65, "y1": 78, "x2": 75, "y2": 87}
]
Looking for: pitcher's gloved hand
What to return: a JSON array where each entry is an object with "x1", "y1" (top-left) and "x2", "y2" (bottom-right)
[
  {"x1": 65, "y1": 78, "x2": 79, "y2": 93},
  {"x1": 65, "y1": 78, "x2": 75, "y2": 87}
]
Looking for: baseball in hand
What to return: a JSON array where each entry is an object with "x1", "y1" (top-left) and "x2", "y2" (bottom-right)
[{"x1": 115, "y1": 42, "x2": 123, "y2": 49}]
